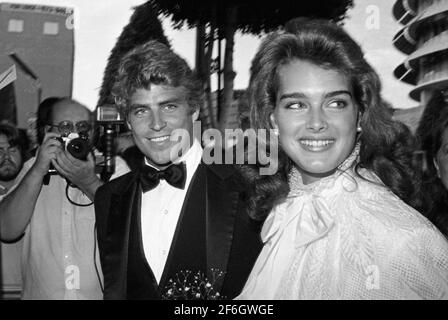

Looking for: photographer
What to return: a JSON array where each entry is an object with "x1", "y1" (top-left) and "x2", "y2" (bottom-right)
[{"x1": 0, "y1": 97, "x2": 128, "y2": 299}]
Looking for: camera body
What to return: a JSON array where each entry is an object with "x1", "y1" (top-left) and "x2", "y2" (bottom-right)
[
  {"x1": 45, "y1": 132, "x2": 91, "y2": 184},
  {"x1": 59, "y1": 132, "x2": 91, "y2": 160}
]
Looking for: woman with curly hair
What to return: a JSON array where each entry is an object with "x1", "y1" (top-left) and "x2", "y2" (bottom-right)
[
  {"x1": 417, "y1": 91, "x2": 448, "y2": 236},
  {"x1": 237, "y1": 18, "x2": 448, "y2": 300}
]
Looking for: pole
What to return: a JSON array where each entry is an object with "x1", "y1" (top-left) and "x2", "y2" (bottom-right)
[{"x1": 217, "y1": 37, "x2": 222, "y2": 121}]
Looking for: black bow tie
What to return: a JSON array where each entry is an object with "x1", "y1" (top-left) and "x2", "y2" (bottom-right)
[{"x1": 139, "y1": 162, "x2": 187, "y2": 192}]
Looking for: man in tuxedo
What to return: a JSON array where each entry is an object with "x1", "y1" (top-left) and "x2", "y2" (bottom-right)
[{"x1": 95, "y1": 40, "x2": 262, "y2": 299}]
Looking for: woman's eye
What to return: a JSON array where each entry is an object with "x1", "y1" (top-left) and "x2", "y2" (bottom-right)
[
  {"x1": 285, "y1": 102, "x2": 306, "y2": 110},
  {"x1": 9, "y1": 147, "x2": 19, "y2": 153},
  {"x1": 327, "y1": 100, "x2": 347, "y2": 109}
]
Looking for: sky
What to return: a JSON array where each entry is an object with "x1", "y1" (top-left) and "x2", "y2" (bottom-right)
[
  {"x1": 344, "y1": 0, "x2": 416, "y2": 109},
  {"x1": 2, "y1": 0, "x2": 416, "y2": 110}
]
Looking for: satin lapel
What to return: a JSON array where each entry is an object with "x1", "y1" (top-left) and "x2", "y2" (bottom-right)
[
  {"x1": 103, "y1": 174, "x2": 139, "y2": 299},
  {"x1": 158, "y1": 164, "x2": 207, "y2": 292},
  {"x1": 205, "y1": 164, "x2": 239, "y2": 294}
]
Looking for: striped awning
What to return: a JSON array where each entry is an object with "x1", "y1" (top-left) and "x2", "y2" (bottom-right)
[
  {"x1": 393, "y1": 26, "x2": 418, "y2": 54},
  {"x1": 410, "y1": 75, "x2": 448, "y2": 101},
  {"x1": 394, "y1": 32, "x2": 448, "y2": 85},
  {"x1": 392, "y1": 1, "x2": 448, "y2": 53},
  {"x1": 407, "y1": 1, "x2": 448, "y2": 38},
  {"x1": 393, "y1": 0, "x2": 418, "y2": 25}
]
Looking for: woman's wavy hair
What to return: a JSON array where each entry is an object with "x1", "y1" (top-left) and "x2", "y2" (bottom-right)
[
  {"x1": 416, "y1": 91, "x2": 448, "y2": 235},
  {"x1": 242, "y1": 18, "x2": 421, "y2": 221},
  {"x1": 112, "y1": 40, "x2": 203, "y2": 117}
]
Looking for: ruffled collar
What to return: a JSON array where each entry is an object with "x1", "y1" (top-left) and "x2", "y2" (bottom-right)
[
  {"x1": 288, "y1": 143, "x2": 360, "y2": 196},
  {"x1": 260, "y1": 143, "x2": 361, "y2": 249}
]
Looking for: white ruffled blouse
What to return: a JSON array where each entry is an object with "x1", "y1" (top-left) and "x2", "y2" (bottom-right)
[{"x1": 237, "y1": 148, "x2": 448, "y2": 300}]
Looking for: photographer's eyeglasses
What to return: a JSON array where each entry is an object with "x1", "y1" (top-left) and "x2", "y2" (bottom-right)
[{"x1": 47, "y1": 120, "x2": 92, "y2": 135}]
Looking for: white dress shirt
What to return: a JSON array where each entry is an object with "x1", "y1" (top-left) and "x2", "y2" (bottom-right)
[{"x1": 141, "y1": 139, "x2": 203, "y2": 283}]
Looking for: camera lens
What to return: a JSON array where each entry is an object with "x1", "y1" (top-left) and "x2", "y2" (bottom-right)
[{"x1": 66, "y1": 138, "x2": 90, "y2": 160}]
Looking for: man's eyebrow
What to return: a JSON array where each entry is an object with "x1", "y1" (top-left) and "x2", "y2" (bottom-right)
[
  {"x1": 129, "y1": 98, "x2": 183, "y2": 108},
  {"x1": 158, "y1": 97, "x2": 184, "y2": 105},
  {"x1": 129, "y1": 103, "x2": 148, "y2": 108}
]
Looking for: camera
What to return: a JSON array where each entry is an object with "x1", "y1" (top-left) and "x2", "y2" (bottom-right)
[
  {"x1": 44, "y1": 132, "x2": 91, "y2": 184},
  {"x1": 96, "y1": 104, "x2": 125, "y2": 182},
  {"x1": 96, "y1": 104, "x2": 124, "y2": 124},
  {"x1": 60, "y1": 132, "x2": 91, "y2": 160}
]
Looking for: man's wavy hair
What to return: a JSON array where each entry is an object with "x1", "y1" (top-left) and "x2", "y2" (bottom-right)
[
  {"x1": 242, "y1": 18, "x2": 421, "y2": 221},
  {"x1": 112, "y1": 40, "x2": 203, "y2": 117},
  {"x1": 416, "y1": 91, "x2": 448, "y2": 235}
]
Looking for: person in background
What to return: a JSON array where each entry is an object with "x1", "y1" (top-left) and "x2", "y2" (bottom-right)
[
  {"x1": 0, "y1": 97, "x2": 128, "y2": 299},
  {"x1": 0, "y1": 123, "x2": 27, "y2": 195},
  {"x1": 0, "y1": 123, "x2": 28, "y2": 299},
  {"x1": 416, "y1": 90, "x2": 448, "y2": 237},
  {"x1": 237, "y1": 18, "x2": 448, "y2": 300}
]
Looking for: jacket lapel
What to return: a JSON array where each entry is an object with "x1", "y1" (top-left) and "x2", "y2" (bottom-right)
[
  {"x1": 158, "y1": 164, "x2": 207, "y2": 292},
  {"x1": 158, "y1": 163, "x2": 242, "y2": 296},
  {"x1": 102, "y1": 173, "x2": 139, "y2": 299},
  {"x1": 205, "y1": 164, "x2": 240, "y2": 294}
]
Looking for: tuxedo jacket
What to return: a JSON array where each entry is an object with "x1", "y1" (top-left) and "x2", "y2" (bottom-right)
[{"x1": 94, "y1": 150, "x2": 262, "y2": 300}]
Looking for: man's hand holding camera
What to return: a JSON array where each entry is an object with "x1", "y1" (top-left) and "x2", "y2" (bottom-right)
[
  {"x1": 32, "y1": 132, "x2": 103, "y2": 200},
  {"x1": 52, "y1": 149, "x2": 101, "y2": 200},
  {"x1": 32, "y1": 132, "x2": 63, "y2": 176}
]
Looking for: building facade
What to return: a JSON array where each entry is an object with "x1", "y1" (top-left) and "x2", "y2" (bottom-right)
[
  {"x1": 0, "y1": 2, "x2": 74, "y2": 129},
  {"x1": 393, "y1": 0, "x2": 448, "y2": 108}
]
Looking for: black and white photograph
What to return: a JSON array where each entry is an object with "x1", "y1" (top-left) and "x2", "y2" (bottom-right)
[{"x1": 0, "y1": 0, "x2": 447, "y2": 311}]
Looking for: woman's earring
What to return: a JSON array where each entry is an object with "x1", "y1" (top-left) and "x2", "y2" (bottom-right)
[
  {"x1": 273, "y1": 128, "x2": 279, "y2": 136},
  {"x1": 357, "y1": 126, "x2": 362, "y2": 133}
]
